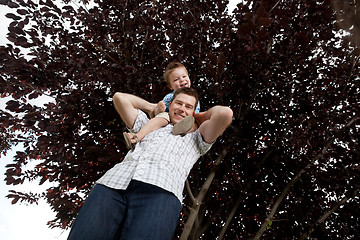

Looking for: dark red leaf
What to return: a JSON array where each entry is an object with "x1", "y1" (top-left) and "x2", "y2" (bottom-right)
[
  {"x1": 28, "y1": 91, "x2": 40, "y2": 99},
  {"x1": 40, "y1": 6, "x2": 50, "y2": 12},
  {"x1": 16, "y1": 9, "x2": 28, "y2": 15},
  {"x1": 353, "y1": 48, "x2": 360, "y2": 56},
  {"x1": 5, "y1": 13, "x2": 21, "y2": 20},
  {"x1": 259, "y1": 17, "x2": 272, "y2": 27},
  {"x1": 8, "y1": 25, "x2": 25, "y2": 35},
  {"x1": 0, "y1": 0, "x2": 8, "y2": 6},
  {"x1": 7, "y1": 1, "x2": 19, "y2": 8},
  {"x1": 256, "y1": 5, "x2": 267, "y2": 18},
  {"x1": 11, "y1": 197, "x2": 20, "y2": 204},
  {"x1": 15, "y1": 36, "x2": 30, "y2": 47},
  {"x1": 238, "y1": 22, "x2": 255, "y2": 34},
  {"x1": 5, "y1": 100, "x2": 20, "y2": 111}
]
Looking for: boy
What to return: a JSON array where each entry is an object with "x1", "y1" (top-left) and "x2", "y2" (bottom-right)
[{"x1": 123, "y1": 62, "x2": 200, "y2": 149}]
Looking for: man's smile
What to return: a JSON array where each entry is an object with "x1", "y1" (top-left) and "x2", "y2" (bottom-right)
[{"x1": 174, "y1": 112, "x2": 186, "y2": 119}]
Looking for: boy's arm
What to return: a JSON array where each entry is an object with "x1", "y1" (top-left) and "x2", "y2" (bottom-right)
[
  {"x1": 113, "y1": 92, "x2": 156, "y2": 129},
  {"x1": 195, "y1": 106, "x2": 233, "y2": 144}
]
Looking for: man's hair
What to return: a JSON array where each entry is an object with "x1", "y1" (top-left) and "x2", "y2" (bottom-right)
[
  {"x1": 163, "y1": 62, "x2": 188, "y2": 86},
  {"x1": 172, "y1": 87, "x2": 199, "y2": 107}
]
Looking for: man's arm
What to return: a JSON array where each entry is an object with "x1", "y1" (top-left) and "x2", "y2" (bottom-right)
[
  {"x1": 195, "y1": 106, "x2": 233, "y2": 144},
  {"x1": 113, "y1": 92, "x2": 156, "y2": 129}
]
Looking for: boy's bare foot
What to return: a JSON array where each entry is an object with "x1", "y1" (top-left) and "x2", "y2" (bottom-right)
[
  {"x1": 149, "y1": 101, "x2": 166, "y2": 118},
  {"x1": 154, "y1": 101, "x2": 166, "y2": 116},
  {"x1": 147, "y1": 103, "x2": 158, "y2": 118}
]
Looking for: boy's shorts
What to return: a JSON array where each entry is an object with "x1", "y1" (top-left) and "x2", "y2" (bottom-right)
[{"x1": 155, "y1": 112, "x2": 170, "y2": 122}]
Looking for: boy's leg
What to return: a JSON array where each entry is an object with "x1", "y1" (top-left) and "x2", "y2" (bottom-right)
[
  {"x1": 125, "y1": 114, "x2": 169, "y2": 144},
  {"x1": 120, "y1": 180, "x2": 181, "y2": 240},
  {"x1": 67, "y1": 184, "x2": 127, "y2": 240},
  {"x1": 136, "y1": 114, "x2": 169, "y2": 140}
]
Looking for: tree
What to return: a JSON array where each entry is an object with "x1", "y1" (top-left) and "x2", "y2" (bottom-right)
[{"x1": 1, "y1": 0, "x2": 359, "y2": 239}]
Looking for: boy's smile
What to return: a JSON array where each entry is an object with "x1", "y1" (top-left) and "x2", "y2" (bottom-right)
[{"x1": 168, "y1": 67, "x2": 191, "y2": 90}]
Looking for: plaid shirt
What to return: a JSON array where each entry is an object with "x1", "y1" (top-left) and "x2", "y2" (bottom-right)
[{"x1": 96, "y1": 110, "x2": 213, "y2": 202}]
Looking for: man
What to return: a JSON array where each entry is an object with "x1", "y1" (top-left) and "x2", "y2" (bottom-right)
[{"x1": 67, "y1": 87, "x2": 233, "y2": 240}]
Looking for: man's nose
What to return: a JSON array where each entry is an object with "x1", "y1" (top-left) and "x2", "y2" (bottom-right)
[{"x1": 179, "y1": 104, "x2": 186, "y2": 111}]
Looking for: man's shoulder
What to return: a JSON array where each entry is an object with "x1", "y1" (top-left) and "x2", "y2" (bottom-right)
[
  {"x1": 189, "y1": 129, "x2": 214, "y2": 154},
  {"x1": 132, "y1": 110, "x2": 150, "y2": 132}
]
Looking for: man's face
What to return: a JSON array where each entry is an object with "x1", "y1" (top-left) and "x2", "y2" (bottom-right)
[{"x1": 169, "y1": 93, "x2": 196, "y2": 124}]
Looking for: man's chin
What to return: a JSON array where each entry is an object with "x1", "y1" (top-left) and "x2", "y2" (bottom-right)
[{"x1": 171, "y1": 115, "x2": 185, "y2": 124}]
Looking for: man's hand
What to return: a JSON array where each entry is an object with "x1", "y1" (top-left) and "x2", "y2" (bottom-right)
[
  {"x1": 194, "y1": 111, "x2": 207, "y2": 125},
  {"x1": 198, "y1": 106, "x2": 233, "y2": 144},
  {"x1": 113, "y1": 92, "x2": 156, "y2": 128}
]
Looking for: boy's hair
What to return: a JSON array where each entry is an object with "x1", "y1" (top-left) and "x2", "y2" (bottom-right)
[
  {"x1": 172, "y1": 87, "x2": 199, "y2": 107},
  {"x1": 163, "y1": 62, "x2": 188, "y2": 87}
]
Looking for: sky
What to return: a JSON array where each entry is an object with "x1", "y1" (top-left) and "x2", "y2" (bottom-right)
[
  {"x1": 0, "y1": 1, "x2": 239, "y2": 240},
  {"x1": 0, "y1": 5, "x2": 69, "y2": 238},
  {"x1": 0, "y1": 3, "x2": 68, "y2": 240}
]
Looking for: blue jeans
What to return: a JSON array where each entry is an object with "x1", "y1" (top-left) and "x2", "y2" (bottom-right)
[{"x1": 67, "y1": 181, "x2": 181, "y2": 240}]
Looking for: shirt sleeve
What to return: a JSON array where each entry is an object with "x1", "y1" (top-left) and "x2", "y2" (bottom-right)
[
  {"x1": 194, "y1": 128, "x2": 213, "y2": 156},
  {"x1": 132, "y1": 110, "x2": 149, "y2": 133}
]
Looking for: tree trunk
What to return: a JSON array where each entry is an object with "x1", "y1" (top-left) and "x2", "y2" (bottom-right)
[{"x1": 180, "y1": 148, "x2": 228, "y2": 240}]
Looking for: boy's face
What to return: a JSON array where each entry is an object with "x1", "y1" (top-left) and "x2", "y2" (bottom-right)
[
  {"x1": 168, "y1": 93, "x2": 196, "y2": 124},
  {"x1": 168, "y1": 67, "x2": 191, "y2": 90}
]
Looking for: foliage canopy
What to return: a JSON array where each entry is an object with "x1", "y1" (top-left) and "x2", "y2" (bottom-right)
[{"x1": 0, "y1": 0, "x2": 359, "y2": 239}]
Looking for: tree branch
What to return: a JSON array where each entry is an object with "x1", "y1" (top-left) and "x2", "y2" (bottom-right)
[
  {"x1": 180, "y1": 148, "x2": 228, "y2": 240},
  {"x1": 251, "y1": 115, "x2": 357, "y2": 240},
  {"x1": 298, "y1": 189, "x2": 360, "y2": 240},
  {"x1": 218, "y1": 149, "x2": 273, "y2": 240},
  {"x1": 270, "y1": 0, "x2": 281, "y2": 13},
  {"x1": 185, "y1": 179, "x2": 196, "y2": 203}
]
